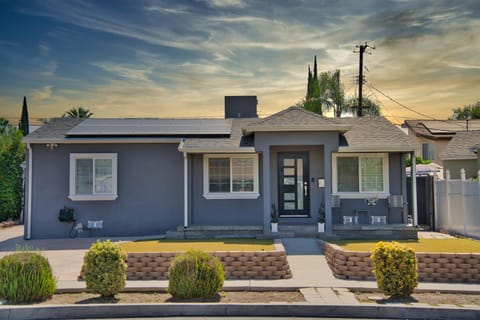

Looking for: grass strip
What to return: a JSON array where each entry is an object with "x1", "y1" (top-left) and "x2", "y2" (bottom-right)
[
  {"x1": 121, "y1": 238, "x2": 275, "y2": 253},
  {"x1": 329, "y1": 238, "x2": 480, "y2": 253}
]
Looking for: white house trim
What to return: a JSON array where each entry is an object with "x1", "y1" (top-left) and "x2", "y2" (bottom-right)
[
  {"x1": 26, "y1": 143, "x2": 33, "y2": 240},
  {"x1": 332, "y1": 152, "x2": 390, "y2": 199},
  {"x1": 183, "y1": 152, "x2": 188, "y2": 228},
  {"x1": 203, "y1": 153, "x2": 260, "y2": 200},
  {"x1": 68, "y1": 153, "x2": 118, "y2": 201}
]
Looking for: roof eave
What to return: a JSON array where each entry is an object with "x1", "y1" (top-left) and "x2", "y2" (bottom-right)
[
  {"x1": 178, "y1": 147, "x2": 256, "y2": 154},
  {"x1": 338, "y1": 146, "x2": 417, "y2": 153},
  {"x1": 243, "y1": 124, "x2": 351, "y2": 135},
  {"x1": 22, "y1": 137, "x2": 183, "y2": 144}
]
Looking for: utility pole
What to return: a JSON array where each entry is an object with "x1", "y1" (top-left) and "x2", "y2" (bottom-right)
[{"x1": 354, "y1": 42, "x2": 375, "y2": 117}]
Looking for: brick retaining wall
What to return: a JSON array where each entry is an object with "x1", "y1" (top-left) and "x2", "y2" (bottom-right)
[
  {"x1": 82, "y1": 242, "x2": 292, "y2": 281},
  {"x1": 323, "y1": 241, "x2": 480, "y2": 283}
]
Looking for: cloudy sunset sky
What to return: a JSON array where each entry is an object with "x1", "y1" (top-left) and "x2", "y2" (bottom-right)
[{"x1": 1, "y1": 0, "x2": 479, "y2": 124}]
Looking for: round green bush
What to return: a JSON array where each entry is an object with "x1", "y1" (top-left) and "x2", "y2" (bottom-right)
[
  {"x1": 0, "y1": 252, "x2": 56, "y2": 303},
  {"x1": 371, "y1": 241, "x2": 418, "y2": 297},
  {"x1": 168, "y1": 250, "x2": 225, "y2": 299},
  {"x1": 83, "y1": 240, "x2": 127, "y2": 298}
]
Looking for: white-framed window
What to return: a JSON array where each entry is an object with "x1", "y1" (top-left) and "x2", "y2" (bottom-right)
[
  {"x1": 332, "y1": 153, "x2": 389, "y2": 198},
  {"x1": 69, "y1": 153, "x2": 118, "y2": 201},
  {"x1": 203, "y1": 154, "x2": 259, "y2": 199}
]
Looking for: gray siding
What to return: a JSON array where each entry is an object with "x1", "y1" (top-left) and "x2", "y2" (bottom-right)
[
  {"x1": 189, "y1": 154, "x2": 263, "y2": 226},
  {"x1": 27, "y1": 143, "x2": 184, "y2": 239}
]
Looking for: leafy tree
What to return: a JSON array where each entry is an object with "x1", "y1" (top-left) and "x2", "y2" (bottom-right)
[
  {"x1": 304, "y1": 57, "x2": 346, "y2": 116},
  {"x1": 406, "y1": 156, "x2": 431, "y2": 167},
  {"x1": 0, "y1": 117, "x2": 9, "y2": 134},
  {"x1": 0, "y1": 119, "x2": 25, "y2": 222},
  {"x1": 319, "y1": 70, "x2": 345, "y2": 117},
  {"x1": 450, "y1": 101, "x2": 480, "y2": 120},
  {"x1": 345, "y1": 96, "x2": 381, "y2": 116},
  {"x1": 18, "y1": 96, "x2": 30, "y2": 136},
  {"x1": 63, "y1": 107, "x2": 93, "y2": 118}
]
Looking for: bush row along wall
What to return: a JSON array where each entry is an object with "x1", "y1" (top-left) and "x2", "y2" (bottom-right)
[
  {"x1": 81, "y1": 243, "x2": 292, "y2": 281},
  {"x1": 323, "y1": 241, "x2": 480, "y2": 283}
]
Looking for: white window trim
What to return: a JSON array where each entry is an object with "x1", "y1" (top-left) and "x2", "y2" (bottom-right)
[
  {"x1": 69, "y1": 153, "x2": 118, "y2": 201},
  {"x1": 332, "y1": 153, "x2": 389, "y2": 199},
  {"x1": 203, "y1": 154, "x2": 260, "y2": 200}
]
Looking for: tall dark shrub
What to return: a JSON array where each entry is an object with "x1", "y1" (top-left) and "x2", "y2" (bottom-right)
[{"x1": 0, "y1": 125, "x2": 25, "y2": 222}]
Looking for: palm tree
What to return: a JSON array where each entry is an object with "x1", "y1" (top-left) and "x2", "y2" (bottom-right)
[
  {"x1": 63, "y1": 107, "x2": 93, "y2": 118},
  {"x1": 345, "y1": 96, "x2": 381, "y2": 116}
]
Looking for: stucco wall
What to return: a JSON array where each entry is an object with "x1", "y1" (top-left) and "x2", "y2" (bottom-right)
[
  {"x1": 336, "y1": 153, "x2": 406, "y2": 224},
  {"x1": 254, "y1": 131, "x2": 339, "y2": 233},
  {"x1": 28, "y1": 143, "x2": 184, "y2": 239},
  {"x1": 406, "y1": 129, "x2": 449, "y2": 165},
  {"x1": 190, "y1": 154, "x2": 264, "y2": 226}
]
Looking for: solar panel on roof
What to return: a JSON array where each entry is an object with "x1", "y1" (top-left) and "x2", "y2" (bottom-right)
[{"x1": 66, "y1": 119, "x2": 232, "y2": 136}]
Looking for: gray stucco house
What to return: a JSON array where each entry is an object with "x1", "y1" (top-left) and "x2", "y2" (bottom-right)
[{"x1": 23, "y1": 96, "x2": 418, "y2": 239}]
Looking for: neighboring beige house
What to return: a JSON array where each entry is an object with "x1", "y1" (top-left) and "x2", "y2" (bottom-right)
[
  {"x1": 440, "y1": 130, "x2": 480, "y2": 179},
  {"x1": 403, "y1": 119, "x2": 480, "y2": 166}
]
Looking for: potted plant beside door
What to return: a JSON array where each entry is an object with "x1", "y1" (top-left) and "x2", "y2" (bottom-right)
[
  {"x1": 318, "y1": 202, "x2": 325, "y2": 233},
  {"x1": 271, "y1": 204, "x2": 279, "y2": 233}
]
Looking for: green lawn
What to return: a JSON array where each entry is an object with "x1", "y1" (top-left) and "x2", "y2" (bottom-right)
[
  {"x1": 329, "y1": 238, "x2": 480, "y2": 253},
  {"x1": 121, "y1": 238, "x2": 275, "y2": 253}
]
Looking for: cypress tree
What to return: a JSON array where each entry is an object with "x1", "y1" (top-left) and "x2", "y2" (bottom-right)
[
  {"x1": 307, "y1": 66, "x2": 313, "y2": 99},
  {"x1": 18, "y1": 96, "x2": 29, "y2": 136}
]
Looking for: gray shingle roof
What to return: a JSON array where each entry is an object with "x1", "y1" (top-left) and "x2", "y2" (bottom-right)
[
  {"x1": 67, "y1": 118, "x2": 232, "y2": 136},
  {"x1": 22, "y1": 118, "x2": 84, "y2": 142},
  {"x1": 440, "y1": 130, "x2": 480, "y2": 160},
  {"x1": 243, "y1": 106, "x2": 350, "y2": 134},
  {"x1": 180, "y1": 118, "x2": 256, "y2": 152},
  {"x1": 404, "y1": 119, "x2": 480, "y2": 139},
  {"x1": 335, "y1": 116, "x2": 416, "y2": 152},
  {"x1": 22, "y1": 107, "x2": 416, "y2": 153}
]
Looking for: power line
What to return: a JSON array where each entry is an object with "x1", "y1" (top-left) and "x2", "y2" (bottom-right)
[
  {"x1": 367, "y1": 83, "x2": 437, "y2": 120},
  {"x1": 365, "y1": 84, "x2": 403, "y2": 124},
  {"x1": 367, "y1": 82, "x2": 470, "y2": 130}
]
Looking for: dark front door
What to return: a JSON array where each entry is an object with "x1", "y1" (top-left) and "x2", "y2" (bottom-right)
[{"x1": 278, "y1": 152, "x2": 310, "y2": 216}]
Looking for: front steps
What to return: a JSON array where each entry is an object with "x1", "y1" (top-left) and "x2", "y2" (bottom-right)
[
  {"x1": 166, "y1": 225, "x2": 264, "y2": 239},
  {"x1": 165, "y1": 224, "x2": 331, "y2": 240}
]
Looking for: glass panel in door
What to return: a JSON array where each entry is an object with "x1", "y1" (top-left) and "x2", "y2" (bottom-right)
[{"x1": 278, "y1": 152, "x2": 310, "y2": 216}]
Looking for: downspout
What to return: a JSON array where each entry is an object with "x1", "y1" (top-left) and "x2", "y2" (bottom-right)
[
  {"x1": 183, "y1": 151, "x2": 188, "y2": 228},
  {"x1": 411, "y1": 152, "x2": 418, "y2": 226},
  {"x1": 26, "y1": 143, "x2": 33, "y2": 240}
]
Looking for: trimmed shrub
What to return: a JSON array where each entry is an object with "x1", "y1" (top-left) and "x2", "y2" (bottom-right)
[
  {"x1": 0, "y1": 251, "x2": 56, "y2": 303},
  {"x1": 168, "y1": 250, "x2": 225, "y2": 299},
  {"x1": 371, "y1": 241, "x2": 418, "y2": 297},
  {"x1": 83, "y1": 240, "x2": 127, "y2": 298}
]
